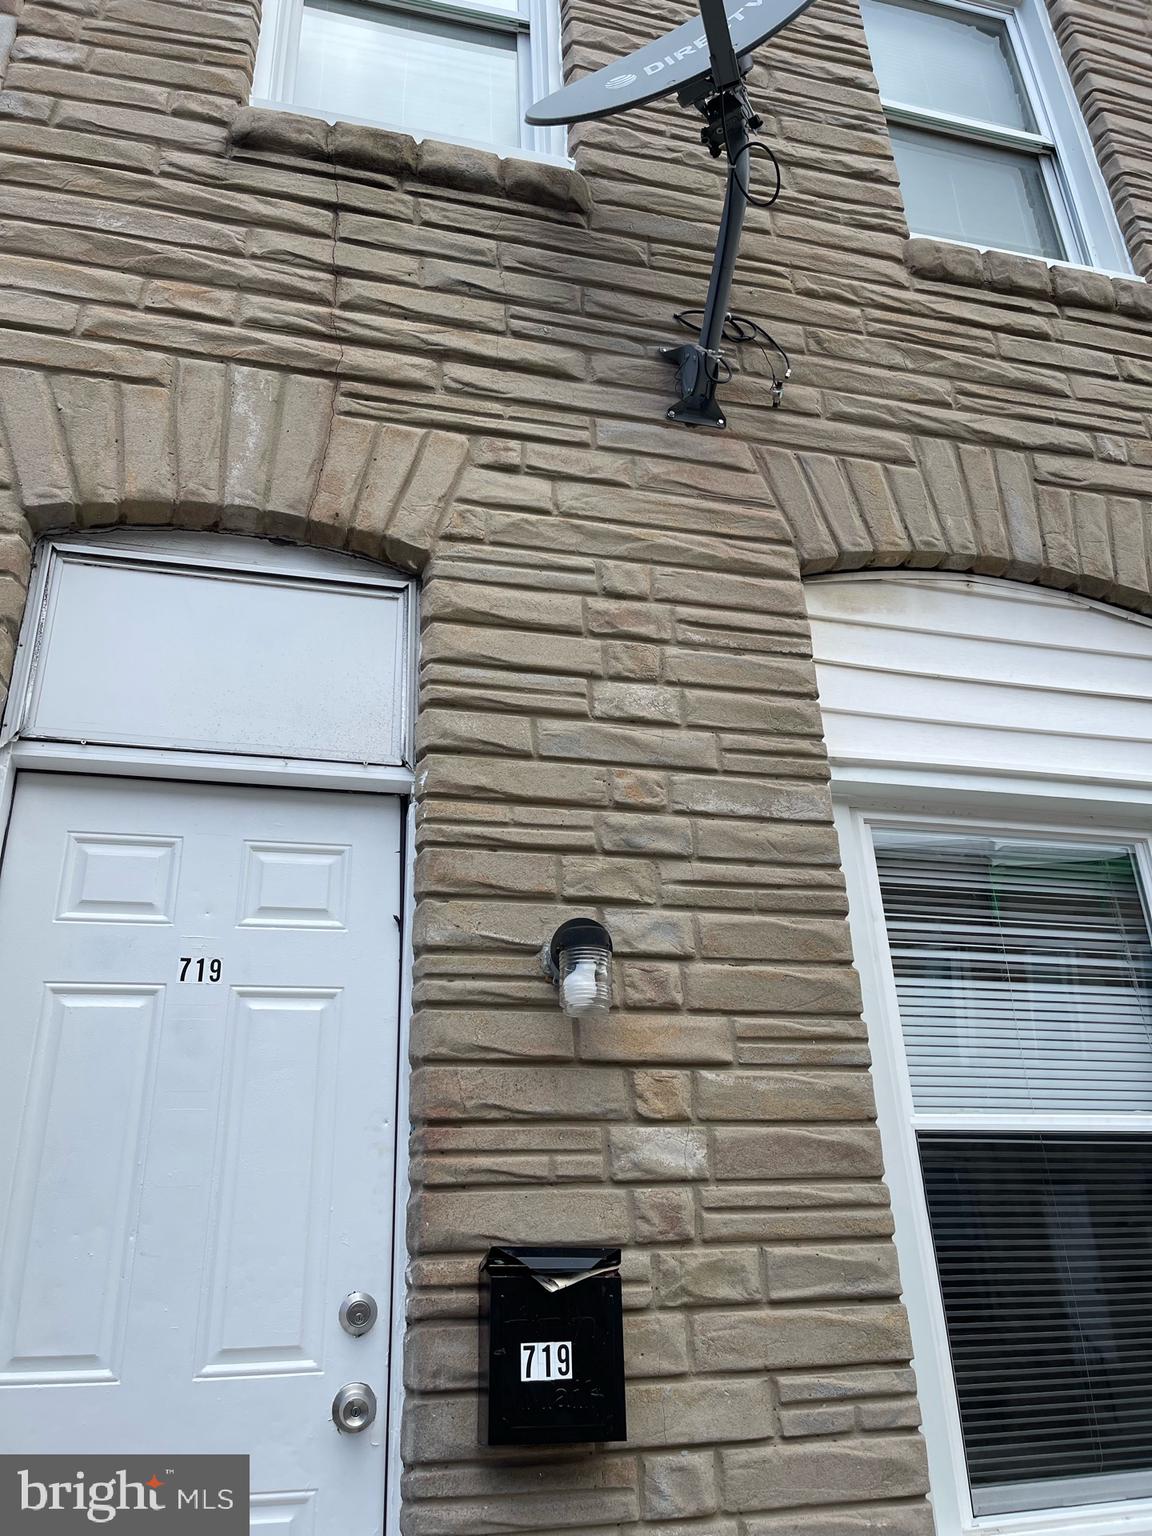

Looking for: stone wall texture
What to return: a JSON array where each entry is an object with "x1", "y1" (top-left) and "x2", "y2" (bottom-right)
[{"x1": 0, "y1": 0, "x2": 1149, "y2": 1531}]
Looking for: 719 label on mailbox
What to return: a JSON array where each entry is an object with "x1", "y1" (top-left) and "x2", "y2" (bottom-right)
[{"x1": 520, "y1": 1341, "x2": 573, "y2": 1382}]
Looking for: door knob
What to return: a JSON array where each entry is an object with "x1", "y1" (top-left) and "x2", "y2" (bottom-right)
[{"x1": 332, "y1": 1382, "x2": 377, "y2": 1434}]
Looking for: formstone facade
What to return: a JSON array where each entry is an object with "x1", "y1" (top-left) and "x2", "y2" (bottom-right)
[{"x1": 0, "y1": 0, "x2": 1149, "y2": 1531}]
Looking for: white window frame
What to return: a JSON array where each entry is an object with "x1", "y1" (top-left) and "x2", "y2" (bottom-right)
[
  {"x1": 252, "y1": 0, "x2": 568, "y2": 162},
  {"x1": 838, "y1": 793, "x2": 1152, "y2": 1536},
  {"x1": 865, "y1": 0, "x2": 1132, "y2": 274}
]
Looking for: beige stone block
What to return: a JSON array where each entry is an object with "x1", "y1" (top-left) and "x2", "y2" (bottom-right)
[
  {"x1": 609, "y1": 1126, "x2": 708, "y2": 1181},
  {"x1": 384, "y1": 429, "x2": 469, "y2": 571},
  {"x1": 683, "y1": 964, "x2": 863, "y2": 1016},
  {"x1": 51, "y1": 374, "x2": 119, "y2": 521},
  {"x1": 608, "y1": 769, "x2": 668, "y2": 809},
  {"x1": 420, "y1": 755, "x2": 611, "y2": 807},
  {"x1": 538, "y1": 720, "x2": 718, "y2": 770},
  {"x1": 413, "y1": 1188, "x2": 630, "y2": 1251},
  {"x1": 586, "y1": 597, "x2": 673, "y2": 641},
  {"x1": 712, "y1": 1125, "x2": 884, "y2": 1180},
  {"x1": 562, "y1": 855, "x2": 659, "y2": 904},
  {"x1": 415, "y1": 710, "x2": 534, "y2": 757},
  {"x1": 600, "y1": 816, "x2": 693, "y2": 857},
  {"x1": 604, "y1": 641, "x2": 662, "y2": 679},
  {"x1": 414, "y1": 897, "x2": 567, "y2": 952},
  {"x1": 598, "y1": 909, "x2": 695, "y2": 957},
  {"x1": 626, "y1": 1310, "x2": 691, "y2": 1378},
  {"x1": 580, "y1": 1016, "x2": 732, "y2": 1065},
  {"x1": 670, "y1": 777, "x2": 830, "y2": 820},
  {"x1": 423, "y1": 580, "x2": 584, "y2": 632},
  {"x1": 411, "y1": 1010, "x2": 574, "y2": 1063},
  {"x1": 422, "y1": 622, "x2": 603, "y2": 676},
  {"x1": 627, "y1": 1378, "x2": 774, "y2": 1447},
  {"x1": 642, "y1": 1450, "x2": 718, "y2": 1519},
  {"x1": 411, "y1": 1065, "x2": 629, "y2": 1122},
  {"x1": 693, "y1": 1303, "x2": 911, "y2": 1373},
  {"x1": 599, "y1": 560, "x2": 652, "y2": 597},
  {"x1": 633, "y1": 1186, "x2": 696, "y2": 1243},
  {"x1": 404, "y1": 1322, "x2": 476, "y2": 1392},
  {"x1": 653, "y1": 1249, "x2": 762, "y2": 1307},
  {"x1": 621, "y1": 962, "x2": 685, "y2": 1009},
  {"x1": 0, "y1": 366, "x2": 75, "y2": 522},
  {"x1": 417, "y1": 849, "x2": 556, "y2": 898},
  {"x1": 634, "y1": 1070, "x2": 691, "y2": 1121},
  {"x1": 775, "y1": 1367, "x2": 918, "y2": 1404},
  {"x1": 857, "y1": 1399, "x2": 924, "y2": 1430},
  {"x1": 721, "y1": 1435, "x2": 929, "y2": 1511},
  {"x1": 779, "y1": 1403, "x2": 857, "y2": 1436},
  {"x1": 693, "y1": 819, "x2": 840, "y2": 863},
  {"x1": 696, "y1": 1070, "x2": 876, "y2": 1122},
  {"x1": 904, "y1": 235, "x2": 984, "y2": 285},
  {"x1": 591, "y1": 680, "x2": 682, "y2": 723},
  {"x1": 764, "y1": 1243, "x2": 902, "y2": 1301},
  {"x1": 744, "y1": 1505, "x2": 936, "y2": 1536},
  {"x1": 121, "y1": 382, "x2": 175, "y2": 521},
  {"x1": 697, "y1": 916, "x2": 853, "y2": 963}
]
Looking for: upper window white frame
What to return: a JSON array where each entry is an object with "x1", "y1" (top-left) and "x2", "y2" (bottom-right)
[
  {"x1": 861, "y1": 0, "x2": 1132, "y2": 274},
  {"x1": 253, "y1": 0, "x2": 567, "y2": 162}
]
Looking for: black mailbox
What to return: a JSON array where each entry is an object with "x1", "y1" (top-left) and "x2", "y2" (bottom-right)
[{"x1": 480, "y1": 1246, "x2": 627, "y2": 1446}]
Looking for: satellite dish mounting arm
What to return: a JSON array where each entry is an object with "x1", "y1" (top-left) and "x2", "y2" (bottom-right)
[{"x1": 661, "y1": 0, "x2": 762, "y2": 429}]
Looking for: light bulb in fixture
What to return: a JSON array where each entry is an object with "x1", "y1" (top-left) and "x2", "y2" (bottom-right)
[{"x1": 561, "y1": 958, "x2": 599, "y2": 1013}]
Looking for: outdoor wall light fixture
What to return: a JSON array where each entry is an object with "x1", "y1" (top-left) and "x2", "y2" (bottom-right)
[{"x1": 542, "y1": 919, "x2": 613, "y2": 1021}]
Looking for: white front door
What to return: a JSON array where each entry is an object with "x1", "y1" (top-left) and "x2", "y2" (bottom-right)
[{"x1": 0, "y1": 772, "x2": 402, "y2": 1535}]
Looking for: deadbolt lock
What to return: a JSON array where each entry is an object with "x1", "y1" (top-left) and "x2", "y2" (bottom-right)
[
  {"x1": 332, "y1": 1382, "x2": 377, "y2": 1434},
  {"x1": 339, "y1": 1292, "x2": 379, "y2": 1337}
]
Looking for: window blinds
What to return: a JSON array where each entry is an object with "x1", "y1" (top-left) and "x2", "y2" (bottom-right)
[
  {"x1": 872, "y1": 835, "x2": 1152, "y2": 1112},
  {"x1": 921, "y1": 1134, "x2": 1152, "y2": 1513}
]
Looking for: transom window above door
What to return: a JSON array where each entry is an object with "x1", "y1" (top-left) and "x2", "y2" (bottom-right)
[
  {"x1": 858, "y1": 0, "x2": 1131, "y2": 271},
  {"x1": 253, "y1": 0, "x2": 564, "y2": 158}
]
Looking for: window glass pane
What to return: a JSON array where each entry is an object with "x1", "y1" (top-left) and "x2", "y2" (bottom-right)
[
  {"x1": 889, "y1": 125, "x2": 1065, "y2": 259},
  {"x1": 860, "y1": 0, "x2": 1036, "y2": 131},
  {"x1": 295, "y1": 1, "x2": 521, "y2": 150},
  {"x1": 873, "y1": 833, "x2": 1152, "y2": 1111},
  {"x1": 921, "y1": 1134, "x2": 1152, "y2": 1514}
]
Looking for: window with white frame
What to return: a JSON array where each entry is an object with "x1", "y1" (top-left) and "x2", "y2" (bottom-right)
[
  {"x1": 815, "y1": 570, "x2": 1152, "y2": 1534},
  {"x1": 858, "y1": 0, "x2": 1131, "y2": 271},
  {"x1": 252, "y1": 0, "x2": 564, "y2": 158},
  {"x1": 848, "y1": 822, "x2": 1152, "y2": 1521}
]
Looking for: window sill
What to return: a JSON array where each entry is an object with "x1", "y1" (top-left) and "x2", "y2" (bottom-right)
[
  {"x1": 904, "y1": 235, "x2": 1151, "y2": 314},
  {"x1": 229, "y1": 105, "x2": 590, "y2": 215}
]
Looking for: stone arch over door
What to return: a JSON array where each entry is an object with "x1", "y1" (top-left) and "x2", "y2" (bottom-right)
[{"x1": 0, "y1": 363, "x2": 470, "y2": 704}]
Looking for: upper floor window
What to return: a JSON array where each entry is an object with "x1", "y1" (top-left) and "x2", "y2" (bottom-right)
[
  {"x1": 253, "y1": 0, "x2": 564, "y2": 158},
  {"x1": 859, "y1": 0, "x2": 1131, "y2": 272}
]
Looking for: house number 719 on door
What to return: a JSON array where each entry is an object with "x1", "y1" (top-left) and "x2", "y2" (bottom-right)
[{"x1": 179, "y1": 957, "x2": 222, "y2": 982}]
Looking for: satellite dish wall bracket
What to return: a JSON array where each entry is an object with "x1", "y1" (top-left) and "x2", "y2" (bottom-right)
[{"x1": 661, "y1": 81, "x2": 760, "y2": 430}]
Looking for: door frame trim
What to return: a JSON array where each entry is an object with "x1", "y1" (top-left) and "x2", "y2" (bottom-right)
[{"x1": 0, "y1": 530, "x2": 418, "y2": 1536}]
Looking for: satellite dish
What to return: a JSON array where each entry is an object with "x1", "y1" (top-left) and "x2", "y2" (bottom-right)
[
  {"x1": 527, "y1": 0, "x2": 815, "y2": 127},
  {"x1": 527, "y1": 0, "x2": 816, "y2": 429}
]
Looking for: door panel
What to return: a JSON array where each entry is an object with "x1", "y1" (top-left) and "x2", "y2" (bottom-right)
[{"x1": 0, "y1": 773, "x2": 402, "y2": 1535}]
